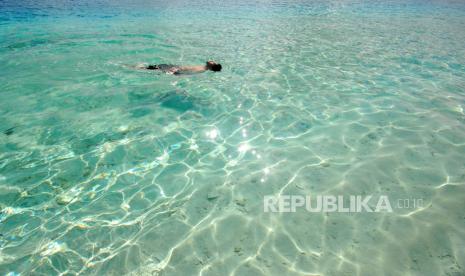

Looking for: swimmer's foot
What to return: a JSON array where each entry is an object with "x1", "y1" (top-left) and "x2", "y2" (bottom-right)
[{"x1": 133, "y1": 63, "x2": 148, "y2": 69}]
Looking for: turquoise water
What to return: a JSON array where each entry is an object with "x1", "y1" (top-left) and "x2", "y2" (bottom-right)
[{"x1": 1, "y1": 0, "x2": 465, "y2": 275}]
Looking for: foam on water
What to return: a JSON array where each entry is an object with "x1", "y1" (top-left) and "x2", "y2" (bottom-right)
[{"x1": 1, "y1": 0, "x2": 465, "y2": 275}]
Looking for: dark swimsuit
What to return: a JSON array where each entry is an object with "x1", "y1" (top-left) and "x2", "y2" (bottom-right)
[{"x1": 146, "y1": 64, "x2": 178, "y2": 72}]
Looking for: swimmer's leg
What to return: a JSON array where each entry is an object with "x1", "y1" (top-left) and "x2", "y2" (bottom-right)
[
  {"x1": 128, "y1": 63, "x2": 149, "y2": 69},
  {"x1": 130, "y1": 63, "x2": 159, "y2": 70}
]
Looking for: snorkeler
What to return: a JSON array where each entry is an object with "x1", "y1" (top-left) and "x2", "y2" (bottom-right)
[{"x1": 137, "y1": 61, "x2": 222, "y2": 75}]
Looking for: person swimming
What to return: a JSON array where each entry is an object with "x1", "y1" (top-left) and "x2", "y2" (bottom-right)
[{"x1": 139, "y1": 61, "x2": 222, "y2": 75}]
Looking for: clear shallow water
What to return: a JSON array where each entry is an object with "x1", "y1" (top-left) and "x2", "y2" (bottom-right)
[{"x1": 1, "y1": 0, "x2": 465, "y2": 275}]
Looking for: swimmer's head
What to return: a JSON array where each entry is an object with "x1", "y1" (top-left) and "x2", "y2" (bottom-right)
[{"x1": 206, "y1": 61, "x2": 222, "y2": 72}]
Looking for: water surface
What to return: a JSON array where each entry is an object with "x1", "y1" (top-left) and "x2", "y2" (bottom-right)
[{"x1": 1, "y1": 0, "x2": 465, "y2": 275}]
